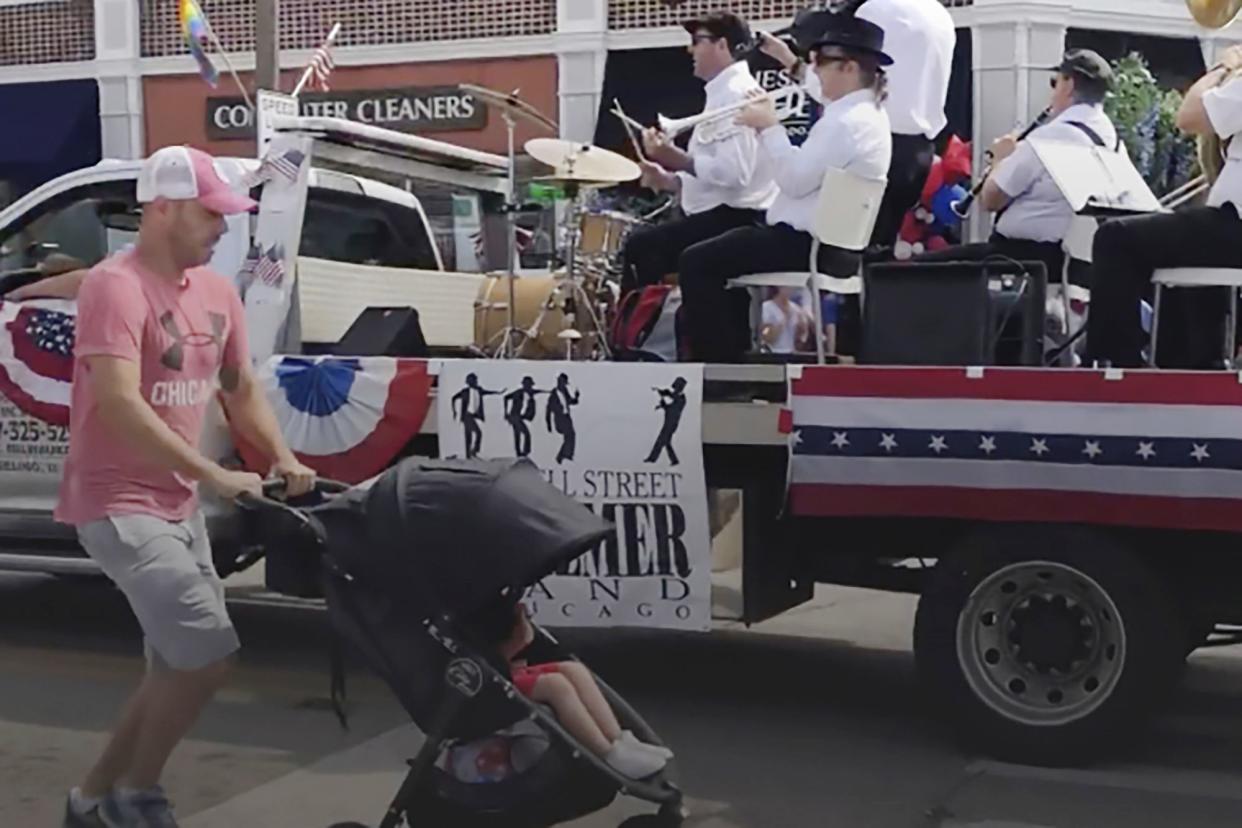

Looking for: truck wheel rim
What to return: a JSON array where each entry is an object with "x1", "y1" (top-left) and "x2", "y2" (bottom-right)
[{"x1": 955, "y1": 560, "x2": 1127, "y2": 726}]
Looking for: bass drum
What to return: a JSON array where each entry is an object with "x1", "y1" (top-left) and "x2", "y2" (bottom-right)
[{"x1": 475, "y1": 276, "x2": 568, "y2": 359}]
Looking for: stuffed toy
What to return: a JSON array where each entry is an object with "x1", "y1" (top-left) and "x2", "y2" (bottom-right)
[{"x1": 894, "y1": 135, "x2": 972, "y2": 260}]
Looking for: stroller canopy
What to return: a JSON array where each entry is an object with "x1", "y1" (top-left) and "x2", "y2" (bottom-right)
[{"x1": 355, "y1": 457, "x2": 612, "y2": 616}]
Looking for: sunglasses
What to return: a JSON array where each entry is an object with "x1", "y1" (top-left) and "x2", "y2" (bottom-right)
[{"x1": 813, "y1": 54, "x2": 852, "y2": 68}]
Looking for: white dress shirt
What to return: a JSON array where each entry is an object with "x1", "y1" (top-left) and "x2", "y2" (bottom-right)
[
  {"x1": 992, "y1": 103, "x2": 1120, "y2": 243},
  {"x1": 677, "y1": 61, "x2": 779, "y2": 215},
  {"x1": 856, "y1": 0, "x2": 956, "y2": 139},
  {"x1": 759, "y1": 88, "x2": 892, "y2": 233},
  {"x1": 1202, "y1": 73, "x2": 1242, "y2": 213}
]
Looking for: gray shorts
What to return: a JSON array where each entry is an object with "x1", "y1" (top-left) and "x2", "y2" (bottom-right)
[{"x1": 78, "y1": 512, "x2": 240, "y2": 672}]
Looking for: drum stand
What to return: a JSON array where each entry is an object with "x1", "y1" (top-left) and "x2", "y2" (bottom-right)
[
  {"x1": 523, "y1": 181, "x2": 613, "y2": 360},
  {"x1": 489, "y1": 111, "x2": 525, "y2": 359}
]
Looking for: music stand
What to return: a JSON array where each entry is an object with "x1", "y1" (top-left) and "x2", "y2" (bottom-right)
[{"x1": 1027, "y1": 138, "x2": 1163, "y2": 217}]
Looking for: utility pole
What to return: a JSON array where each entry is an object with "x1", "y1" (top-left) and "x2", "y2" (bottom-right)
[{"x1": 255, "y1": 0, "x2": 280, "y2": 91}]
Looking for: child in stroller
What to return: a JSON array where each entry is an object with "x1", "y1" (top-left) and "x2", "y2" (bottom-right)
[
  {"x1": 252, "y1": 456, "x2": 687, "y2": 828},
  {"x1": 473, "y1": 593, "x2": 673, "y2": 780}
]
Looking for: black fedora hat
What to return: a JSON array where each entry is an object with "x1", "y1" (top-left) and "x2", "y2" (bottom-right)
[{"x1": 809, "y1": 12, "x2": 894, "y2": 67}]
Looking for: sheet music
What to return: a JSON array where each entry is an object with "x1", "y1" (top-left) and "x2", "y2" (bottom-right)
[{"x1": 1028, "y1": 138, "x2": 1162, "y2": 216}]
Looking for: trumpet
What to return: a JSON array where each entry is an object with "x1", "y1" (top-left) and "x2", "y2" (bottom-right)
[
  {"x1": 951, "y1": 108, "x2": 1052, "y2": 219},
  {"x1": 654, "y1": 85, "x2": 803, "y2": 140}
]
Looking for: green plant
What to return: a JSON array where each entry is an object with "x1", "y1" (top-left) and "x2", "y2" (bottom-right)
[{"x1": 1104, "y1": 52, "x2": 1199, "y2": 197}]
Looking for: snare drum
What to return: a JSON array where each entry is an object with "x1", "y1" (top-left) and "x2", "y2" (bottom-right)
[
  {"x1": 474, "y1": 276, "x2": 568, "y2": 358},
  {"x1": 578, "y1": 211, "x2": 639, "y2": 258}
]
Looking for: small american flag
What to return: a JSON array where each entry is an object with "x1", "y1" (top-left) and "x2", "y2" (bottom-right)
[
  {"x1": 246, "y1": 148, "x2": 306, "y2": 188},
  {"x1": 305, "y1": 39, "x2": 336, "y2": 92},
  {"x1": 267, "y1": 148, "x2": 305, "y2": 182},
  {"x1": 253, "y1": 245, "x2": 286, "y2": 287}
]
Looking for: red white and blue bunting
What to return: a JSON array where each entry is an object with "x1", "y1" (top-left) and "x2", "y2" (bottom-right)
[
  {"x1": 234, "y1": 355, "x2": 432, "y2": 484},
  {"x1": 0, "y1": 299, "x2": 76, "y2": 426}
]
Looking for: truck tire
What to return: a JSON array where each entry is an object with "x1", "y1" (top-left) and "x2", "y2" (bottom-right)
[{"x1": 914, "y1": 525, "x2": 1183, "y2": 766}]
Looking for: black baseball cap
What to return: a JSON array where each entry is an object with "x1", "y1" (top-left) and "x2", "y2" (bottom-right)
[
  {"x1": 1050, "y1": 49, "x2": 1113, "y2": 86},
  {"x1": 682, "y1": 11, "x2": 753, "y2": 52}
]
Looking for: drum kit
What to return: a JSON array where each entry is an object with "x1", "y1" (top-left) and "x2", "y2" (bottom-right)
[{"x1": 462, "y1": 84, "x2": 646, "y2": 361}]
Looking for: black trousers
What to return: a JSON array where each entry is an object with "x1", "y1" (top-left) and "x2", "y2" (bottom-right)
[
  {"x1": 1086, "y1": 206, "x2": 1242, "y2": 369},
  {"x1": 679, "y1": 223, "x2": 860, "y2": 363},
  {"x1": 620, "y1": 205, "x2": 765, "y2": 294},
  {"x1": 871, "y1": 133, "x2": 936, "y2": 248}
]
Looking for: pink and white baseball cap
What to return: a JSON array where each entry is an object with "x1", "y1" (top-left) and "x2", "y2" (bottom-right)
[{"x1": 137, "y1": 145, "x2": 257, "y2": 215}]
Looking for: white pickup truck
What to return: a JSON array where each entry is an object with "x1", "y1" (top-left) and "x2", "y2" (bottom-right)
[{"x1": 0, "y1": 125, "x2": 505, "y2": 577}]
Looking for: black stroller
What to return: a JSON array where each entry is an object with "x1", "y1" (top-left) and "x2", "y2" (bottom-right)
[{"x1": 246, "y1": 456, "x2": 688, "y2": 828}]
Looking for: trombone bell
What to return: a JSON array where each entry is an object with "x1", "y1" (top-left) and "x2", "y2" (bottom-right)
[{"x1": 1187, "y1": 0, "x2": 1242, "y2": 28}]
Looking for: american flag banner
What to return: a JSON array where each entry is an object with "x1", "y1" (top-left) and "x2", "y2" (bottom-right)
[
  {"x1": 786, "y1": 366, "x2": 1242, "y2": 533},
  {"x1": 0, "y1": 300, "x2": 76, "y2": 426}
]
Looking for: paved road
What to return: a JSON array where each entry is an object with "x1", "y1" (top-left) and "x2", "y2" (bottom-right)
[{"x1": 4, "y1": 573, "x2": 1242, "y2": 827}]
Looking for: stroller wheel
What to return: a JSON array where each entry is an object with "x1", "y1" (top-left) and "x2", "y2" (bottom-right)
[{"x1": 618, "y1": 812, "x2": 684, "y2": 828}]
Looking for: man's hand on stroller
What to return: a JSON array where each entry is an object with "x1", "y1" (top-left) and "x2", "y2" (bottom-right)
[
  {"x1": 206, "y1": 466, "x2": 264, "y2": 501},
  {"x1": 272, "y1": 454, "x2": 317, "y2": 498}
]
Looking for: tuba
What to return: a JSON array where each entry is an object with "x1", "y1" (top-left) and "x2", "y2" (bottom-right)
[
  {"x1": 1165, "y1": 0, "x2": 1242, "y2": 208},
  {"x1": 1198, "y1": 62, "x2": 1242, "y2": 187}
]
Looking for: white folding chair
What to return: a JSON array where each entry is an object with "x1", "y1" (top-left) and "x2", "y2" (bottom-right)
[
  {"x1": 726, "y1": 168, "x2": 887, "y2": 363},
  {"x1": 1149, "y1": 267, "x2": 1242, "y2": 368},
  {"x1": 1046, "y1": 216, "x2": 1097, "y2": 364}
]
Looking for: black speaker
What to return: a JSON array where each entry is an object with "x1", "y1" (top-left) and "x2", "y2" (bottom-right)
[
  {"x1": 861, "y1": 261, "x2": 993, "y2": 365},
  {"x1": 335, "y1": 306, "x2": 429, "y2": 357},
  {"x1": 861, "y1": 260, "x2": 1048, "y2": 366}
]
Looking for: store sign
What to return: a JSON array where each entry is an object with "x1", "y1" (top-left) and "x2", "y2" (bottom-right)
[{"x1": 206, "y1": 85, "x2": 488, "y2": 139}]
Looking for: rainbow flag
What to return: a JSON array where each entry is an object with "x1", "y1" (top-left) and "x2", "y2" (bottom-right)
[{"x1": 179, "y1": 0, "x2": 218, "y2": 87}]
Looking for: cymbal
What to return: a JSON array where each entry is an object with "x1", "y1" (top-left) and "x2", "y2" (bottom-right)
[
  {"x1": 525, "y1": 138, "x2": 641, "y2": 184},
  {"x1": 459, "y1": 84, "x2": 558, "y2": 133}
]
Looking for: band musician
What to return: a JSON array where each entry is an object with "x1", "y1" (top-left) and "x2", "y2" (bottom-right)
[
  {"x1": 1086, "y1": 45, "x2": 1242, "y2": 368},
  {"x1": 619, "y1": 11, "x2": 778, "y2": 295},
  {"x1": 915, "y1": 50, "x2": 1120, "y2": 292},
  {"x1": 677, "y1": 14, "x2": 893, "y2": 364},
  {"x1": 763, "y1": 0, "x2": 955, "y2": 249}
]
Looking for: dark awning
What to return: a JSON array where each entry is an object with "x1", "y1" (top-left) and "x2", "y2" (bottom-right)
[{"x1": 0, "y1": 79, "x2": 101, "y2": 193}]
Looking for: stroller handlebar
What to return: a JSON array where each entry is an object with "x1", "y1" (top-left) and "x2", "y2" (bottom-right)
[{"x1": 235, "y1": 477, "x2": 351, "y2": 516}]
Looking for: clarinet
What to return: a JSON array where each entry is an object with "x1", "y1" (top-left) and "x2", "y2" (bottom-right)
[{"x1": 951, "y1": 108, "x2": 1052, "y2": 219}]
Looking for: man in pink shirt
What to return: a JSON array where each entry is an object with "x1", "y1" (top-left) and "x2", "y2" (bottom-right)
[{"x1": 57, "y1": 146, "x2": 315, "y2": 828}]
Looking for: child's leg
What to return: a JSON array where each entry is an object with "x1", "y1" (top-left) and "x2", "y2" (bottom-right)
[
  {"x1": 556, "y1": 661, "x2": 622, "y2": 742},
  {"x1": 528, "y1": 673, "x2": 611, "y2": 755}
]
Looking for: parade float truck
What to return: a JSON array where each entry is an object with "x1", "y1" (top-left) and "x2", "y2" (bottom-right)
[{"x1": 0, "y1": 116, "x2": 1237, "y2": 768}]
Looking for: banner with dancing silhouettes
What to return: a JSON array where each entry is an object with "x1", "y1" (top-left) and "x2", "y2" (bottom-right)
[{"x1": 437, "y1": 360, "x2": 710, "y2": 631}]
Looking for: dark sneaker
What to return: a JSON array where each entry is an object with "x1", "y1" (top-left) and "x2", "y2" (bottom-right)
[
  {"x1": 63, "y1": 793, "x2": 106, "y2": 828},
  {"x1": 99, "y1": 787, "x2": 179, "y2": 828}
]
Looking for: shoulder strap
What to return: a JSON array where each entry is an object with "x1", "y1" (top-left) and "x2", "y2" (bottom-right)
[{"x1": 1065, "y1": 120, "x2": 1120, "y2": 151}]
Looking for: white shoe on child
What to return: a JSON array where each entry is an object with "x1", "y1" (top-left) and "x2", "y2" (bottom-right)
[
  {"x1": 604, "y1": 740, "x2": 667, "y2": 779},
  {"x1": 620, "y1": 729, "x2": 674, "y2": 760}
]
